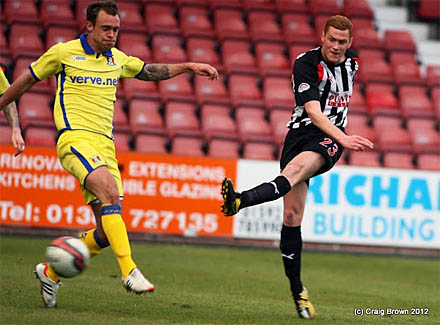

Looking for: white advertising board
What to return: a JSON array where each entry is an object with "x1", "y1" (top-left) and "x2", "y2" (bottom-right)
[{"x1": 235, "y1": 160, "x2": 440, "y2": 249}]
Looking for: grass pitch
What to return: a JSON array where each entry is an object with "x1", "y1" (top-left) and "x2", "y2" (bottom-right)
[{"x1": 0, "y1": 235, "x2": 438, "y2": 324}]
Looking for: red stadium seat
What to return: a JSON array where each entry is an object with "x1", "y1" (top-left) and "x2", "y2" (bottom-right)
[
  {"x1": 180, "y1": 6, "x2": 214, "y2": 38},
  {"x1": 186, "y1": 37, "x2": 221, "y2": 67},
  {"x1": 417, "y1": 0, "x2": 440, "y2": 20},
  {"x1": 346, "y1": 122, "x2": 377, "y2": 144},
  {"x1": 358, "y1": 57, "x2": 393, "y2": 84},
  {"x1": 228, "y1": 74, "x2": 264, "y2": 107},
  {"x1": 383, "y1": 152, "x2": 414, "y2": 169},
  {"x1": 152, "y1": 34, "x2": 187, "y2": 63},
  {"x1": 144, "y1": 3, "x2": 180, "y2": 35},
  {"x1": 309, "y1": 0, "x2": 342, "y2": 15},
  {"x1": 75, "y1": 0, "x2": 90, "y2": 31},
  {"x1": 275, "y1": 0, "x2": 309, "y2": 14},
  {"x1": 221, "y1": 40, "x2": 257, "y2": 75},
  {"x1": 214, "y1": 8, "x2": 249, "y2": 40},
  {"x1": 417, "y1": 153, "x2": 440, "y2": 171},
  {"x1": 18, "y1": 92, "x2": 53, "y2": 129},
  {"x1": 118, "y1": 32, "x2": 151, "y2": 62},
  {"x1": 282, "y1": 14, "x2": 317, "y2": 45},
  {"x1": 352, "y1": 25, "x2": 383, "y2": 50},
  {"x1": 384, "y1": 30, "x2": 417, "y2": 53},
  {"x1": 349, "y1": 86, "x2": 368, "y2": 115},
  {"x1": 209, "y1": 0, "x2": 243, "y2": 10},
  {"x1": 269, "y1": 108, "x2": 291, "y2": 145},
  {"x1": 194, "y1": 74, "x2": 230, "y2": 105},
  {"x1": 129, "y1": 98, "x2": 163, "y2": 134},
  {"x1": 348, "y1": 114, "x2": 369, "y2": 127},
  {"x1": 289, "y1": 44, "x2": 314, "y2": 63},
  {"x1": 365, "y1": 83, "x2": 399, "y2": 116},
  {"x1": 236, "y1": 106, "x2": 272, "y2": 141},
  {"x1": 399, "y1": 85, "x2": 434, "y2": 118},
  {"x1": 409, "y1": 127, "x2": 440, "y2": 154},
  {"x1": 351, "y1": 17, "x2": 376, "y2": 31},
  {"x1": 426, "y1": 65, "x2": 440, "y2": 88},
  {"x1": 242, "y1": 139, "x2": 275, "y2": 160},
  {"x1": 118, "y1": 2, "x2": 145, "y2": 32},
  {"x1": 40, "y1": 0, "x2": 75, "y2": 28},
  {"x1": 122, "y1": 78, "x2": 159, "y2": 102},
  {"x1": 25, "y1": 126, "x2": 57, "y2": 147},
  {"x1": 376, "y1": 127, "x2": 412, "y2": 153},
  {"x1": 348, "y1": 151, "x2": 381, "y2": 167},
  {"x1": 248, "y1": 11, "x2": 283, "y2": 42},
  {"x1": 171, "y1": 132, "x2": 204, "y2": 157},
  {"x1": 135, "y1": 129, "x2": 168, "y2": 155},
  {"x1": 113, "y1": 131, "x2": 131, "y2": 152},
  {"x1": 344, "y1": 0, "x2": 374, "y2": 19},
  {"x1": 46, "y1": 26, "x2": 78, "y2": 49},
  {"x1": 158, "y1": 74, "x2": 195, "y2": 103},
  {"x1": 165, "y1": 101, "x2": 199, "y2": 132},
  {"x1": 242, "y1": 0, "x2": 276, "y2": 12},
  {"x1": 9, "y1": 24, "x2": 44, "y2": 60},
  {"x1": 372, "y1": 115, "x2": 403, "y2": 130},
  {"x1": 4, "y1": 0, "x2": 39, "y2": 24},
  {"x1": 358, "y1": 48, "x2": 386, "y2": 61},
  {"x1": 255, "y1": 42, "x2": 290, "y2": 78},
  {"x1": 0, "y1": 124, "x2": 12, "y2": 144},
  {"x1": 207, "y1": 135, "x2": 240, "y2": 159},
  {"x1": 263, "y1": 77, "x2": 294, "y2": 110},
  {"x1": 201, "y1": 105, "x2": 237, "y2": 138},
  {"x1": 390, "y1": 52, "x2": 424, "y2": 86},
  {"x1": 113, "y1": 98, "x2": 129, "y2": 132},
  {"x1": 433, "y1": 87, "x2": 440, "y2": 120}
]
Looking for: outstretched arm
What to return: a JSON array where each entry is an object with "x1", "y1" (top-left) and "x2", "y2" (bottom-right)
[
  {"x1": 2, "y1": 101, "x2": 25, "y2": 156},
  {"x1": 136, "y1": 62, "x2": 219, "y2": 81}
]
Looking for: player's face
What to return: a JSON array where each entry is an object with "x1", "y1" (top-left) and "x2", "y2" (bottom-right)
[
  {"x1": 321, "y1": 26, "x2": 352, "y2": 64},
  {"x1": 87, "y1": 10, "x2": 120, "y2": 53}
]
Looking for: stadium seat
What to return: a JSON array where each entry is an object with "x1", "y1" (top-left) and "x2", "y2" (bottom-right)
[
  {"x1": 399, "y1": 85, "x2": 434, "y2": 118},
  {"x1": 242, "y1": 139, "x2": 276, "y2": 160},
  {"x1": 75, "y1": 0, "x2": 90, "y2": 31},
  {"x1": 209, "y1": 0, "x2": 243, "y2": 10},
  {"x1": 186, "y1": 37, "x2": 221, "y2": 68},
  {"x1": 46, "y1": 26, "x2": 78, "y2": 49},
  {"x1": 122, "y1": 76, "x2": 159, "y2": 101},
  {"x1": 351, "y1": 25, "x2": 383, "y2": 50},
  {"x1": 269, "y1": 108, "x2": 291, "y2": 145},
  {"x1": 275, "y1": 0, "x2": 308, "y2": 14},
  {"x1": 416, "y1": 153, "x2": 440, "y2": 171},
  {"x1": 344, "y1": 0, "x2": 374, "y2": 19},
  {"x1": 390, "y1": 52, "x2": 424, "y2": 86},
  {"x1": 113, "y1": 98, "x2": 129, "y2": 132},
  {"x1": 358, "y1": 57, "x2": 393, "y2": 84},
  {"x1": 248, "y1": 11, "x2": 283, "y2": 42},
  {"x1": 384, "y1": 30, "x2": 417, "y2": 53},
  {"x1": 372, "y1": 115, "x2": 403, "y2": 130},
  {"x1": 282, "y1": 13, "x2": 317, "y2": 45},
  {"x1": 358, "y1": 48, "x2": 386, "y2": 61},
  {"x1": 349, "y1": 86, "x2": 368, "y2": 115},
  {"x1": 235, "y1": 106, "x2": 272, "y2": 141},
  {"x1": 0, "y1": 124, "x2": 12, "y2": 144},
  {"x1": 365, "y1": 83, "x2": 399, "y2": 116},
  {"x1": 409, "y1": 126, "x2": 440, "y2": 154},
  {"x1": 158, "y1": 74, "x2": 195, "y2": 103},
  {"x1": 9, "y1": 24, "x2": 44, "y2": 60},
  {"x1": 207, "y1": 135, "x2": 240, "y2": 159},
  {"x1": 175, "y1": 0, "x2": 207, "y2": 7},
  {"x1": 214, "y1": 8, "x2": 249, "y2": 40},
  {"x1": 18, "y1": 92, "x2": 53, "y2": 129},
  {"x1": 113, "y1": 131, "x2": 131, "y2": 152},
  {"x1": 309, "y1": 0, "x2": 342, "y2": 16},
  {"x1": 289, "y1": 44, "x2": 315, "y2": 62},
  {"x1": 194, "y1": 74, "x2": 230, "y2": 105},
  {"x1": 40, "y1": 0, "x2": 75, "y2": 28},
  {"x1": 348, "y1": 150, "x2": 381, "y2": 167},
  {"x1": 144, "y1": 3, "x2": 180, "y2": 35},
  {"x1": 417, "y1": 0, "x2": 440, "y2": 20},
  {"x1": 221, "y1": 40, "x2": 257, "y2": 75},
  {"x1": 4, "y1": 0, "x2": 39, "y2": 24},
  {"x1": 228, "y1": 74, "x2": 264, "y2": 107},
  {"x1": 383, "y1": 152, "x2": 414, "y2": 169},
  {"x1": 376, "y1": 126, "x2": 412, "y2": 153},
  {"x1": 118, "y1": 32, "x2": 151, "y2": 62},
  {"x1": 426, "y1": 65, "x2": 440, "y2": 88},
  {"x1": 348, "y1": 113, "x2": 369, "y2": 127},
  {"x1": 350, "y1": 17, "x2": 375, "y2": 31},
  {"x1": 165, "y1": 101, "x2": 199, "y2": 132},
  {"x1": 118, "y1": 1, "x2": 145, "y2": 32},
  {"x1": 242, "y1": 0, "x2": 276, "y2": 12},
  {"x1": 129, "y1": 98, "x2": 163, "y2": 134},
  {"x1": 255, "y1": 42, "x2": 290, "y2": 78},
  {"x1": 152, "y1": 34, "x2": 187, "y2": 63},
  {"x1": 346, "y1": 122, "x2": 377, "y2": 144},
  {"x1": 135, "y1": 129, "x2": 168, "y2": 154},
  {"x1": 180, "y1": 6, "x2": 214, "y2": 38},
  {"x1": 25, "y1": 126, "x2": 57, "y2": 147},
  {"x1": 170, "y1": 132, "x2": 204, "y2": 157},
  {"x1": 263, "y1": 76, "x2": 294, "y2": 110},
  {"x1": 201, "y1": 105, "x2": 237, "y2": 138}
]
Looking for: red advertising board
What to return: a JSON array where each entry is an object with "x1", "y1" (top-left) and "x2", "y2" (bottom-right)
[{"x1": 0, "y1": 145, "x2": 236, "y2": 237}]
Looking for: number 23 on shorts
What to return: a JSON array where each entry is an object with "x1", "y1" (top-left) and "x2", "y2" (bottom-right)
[{"x1": 319, "y1": 137, "x2": 338, "y2": 156}]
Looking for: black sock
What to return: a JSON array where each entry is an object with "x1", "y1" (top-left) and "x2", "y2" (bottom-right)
[
  {"x1": 280, "y1": 225, "x2": 303, "y2": 298},
  {"x1": 240, "y1": 176, "x2": 291, "y2": 209}
]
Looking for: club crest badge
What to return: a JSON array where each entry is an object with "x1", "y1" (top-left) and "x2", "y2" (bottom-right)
[
  {"x1": 91, "y1": 154, "x2": 102, "y2": 164},
  {"x1": 106, "y1": 56, "x2": 116, "y2": 66},
  {"x1": 298, "y1": 83, "x2": 310, "y2": 93}
]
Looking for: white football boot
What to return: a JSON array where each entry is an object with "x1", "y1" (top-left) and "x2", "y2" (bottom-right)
[
  {"x1": 34, "y1": 263, "x2": 62, "y2": 308},
  {"x1": 122, "y1": 268, "x2": 155, "y2": 294}
]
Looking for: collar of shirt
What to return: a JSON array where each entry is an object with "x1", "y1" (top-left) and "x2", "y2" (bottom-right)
[{"x1": 79, "y1": 33, "x2": 113, "y2": 58}]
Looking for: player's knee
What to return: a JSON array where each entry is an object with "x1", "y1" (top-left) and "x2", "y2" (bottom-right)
[{"x1": 283, "y1": 207, "x2": 303, "y2": 226}]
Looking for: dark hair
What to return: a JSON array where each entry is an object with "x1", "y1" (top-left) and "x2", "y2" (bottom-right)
[
  {"x1": 324, "y1": 15, "x2": 353, "y2": 38},
  {"x1": 86, "y1": 0, "x2": 119, "y2": 26}
]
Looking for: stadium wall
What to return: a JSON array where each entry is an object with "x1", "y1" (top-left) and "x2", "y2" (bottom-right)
[{"x1": 0, "y1": 145, "x2": 439, "y2": 256}]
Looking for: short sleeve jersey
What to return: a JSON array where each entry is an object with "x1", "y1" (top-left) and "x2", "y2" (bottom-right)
[
  {"x1": 30, "y1": 33, "x2": 145, "y2": 138},
  {"x1": 289, "y1": 47, "x2": 359, "y2": 130},
  {"x1": 0, "y1": 66, "x2": 10, "y2": 96}
]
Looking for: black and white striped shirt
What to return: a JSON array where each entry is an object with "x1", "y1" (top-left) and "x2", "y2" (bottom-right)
[{"x1": 288, "y1": 47, "x2": 359, "y2": 129}]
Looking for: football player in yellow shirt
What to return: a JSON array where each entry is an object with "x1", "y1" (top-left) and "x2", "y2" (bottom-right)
[
  {"x1": 0, "y1": 65, "x2": 25, "y2": 156},
  {"x1": 0, "y1": 0, "x2": 218, "y2": 308}
]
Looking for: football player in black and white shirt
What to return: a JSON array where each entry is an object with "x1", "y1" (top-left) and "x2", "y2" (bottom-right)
[{"x1": 221, "y1": 15, "x2": 373, "y2": 319}]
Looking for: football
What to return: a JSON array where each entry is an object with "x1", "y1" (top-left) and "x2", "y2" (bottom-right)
[{"x1": 45, "y1": 236, "x2": 90, "y2": 278}]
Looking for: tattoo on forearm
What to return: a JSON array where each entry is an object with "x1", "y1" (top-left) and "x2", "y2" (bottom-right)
[
  {"x1": 137, "y1": 64, "x2": 170, "y2": 81},
  {"x1": 3, "y1": 104, "x2": 20, "y2": 128}
]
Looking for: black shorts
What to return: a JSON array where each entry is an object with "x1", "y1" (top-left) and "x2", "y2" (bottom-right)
[{"x1": 280, "y1": 124, "x2": 344, "y2": 181}]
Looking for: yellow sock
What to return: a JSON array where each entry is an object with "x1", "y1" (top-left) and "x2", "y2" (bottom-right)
[
  {"x1": 46, "y1": 264, "x2": 61, "y2": 282},
  {"x1": 79, "y1": 229, "x2": 108, "y2": 257},
  {"x1": 101, "y1": 204, "x2": 136, "y2": 278}
]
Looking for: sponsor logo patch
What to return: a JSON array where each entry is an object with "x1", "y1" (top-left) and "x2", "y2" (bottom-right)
[
  {"x1": 72, "y1": 56, "x2": 86, "y2": 61},
  {"x1": 298, "y1": 83, "x2": 310, "y2": 93}
]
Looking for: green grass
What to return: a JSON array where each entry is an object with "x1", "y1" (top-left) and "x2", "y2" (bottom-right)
[{"x1": 0, "y1": 235, "x2": 439, "y2": 324}]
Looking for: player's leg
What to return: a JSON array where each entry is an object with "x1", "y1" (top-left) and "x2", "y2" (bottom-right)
[
  {"x1": 79, "y1": 202, "x2": 109, "y2": 257},
  {"x1": 280, "y1": 181, "x2": 316, "y2": 319}
]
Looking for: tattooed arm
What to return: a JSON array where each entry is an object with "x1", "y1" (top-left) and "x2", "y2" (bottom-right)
[
  {"x1": 2, "y1": 101, "x2": 25, "y2": 156},
  {"x1": 136, "y1": 62, "x2": 219, "y2": 81}
]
